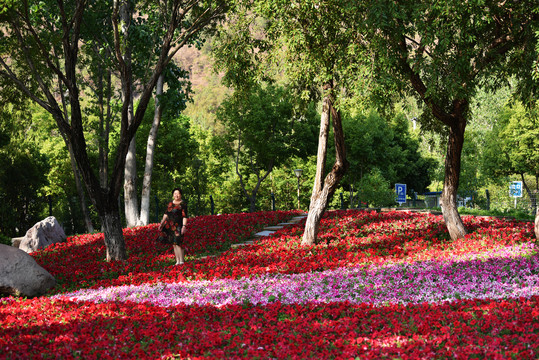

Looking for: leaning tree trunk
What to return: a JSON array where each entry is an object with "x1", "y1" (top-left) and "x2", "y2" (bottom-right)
[
  {"x1": 302, "y1": 83, "x2": 348, "y2": 245},
  {"x1": 521, "y1": 173, "x2": 537, "y2": 215},
  {"x1": 139, "y1": 73, "x2": 164, "y2": 226},
  {"x1": 440, "y1": 118, "x2": 468, "y2": 240}
]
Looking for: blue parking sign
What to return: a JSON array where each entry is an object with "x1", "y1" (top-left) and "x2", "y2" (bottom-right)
[
  {"x1": 395, "y1": 183, "x2": 406, "y2": 204},
  {"x1": 509, "y1": 181, "x2": 523, "y2": 198}
]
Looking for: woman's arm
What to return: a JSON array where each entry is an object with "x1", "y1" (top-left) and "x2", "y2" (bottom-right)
[
  {"x1": 181, "y1": 218, "x2": 187, "y2": 235},
  {"x1": 159, "y1": 214, "x2": 168, "y2": 230}
]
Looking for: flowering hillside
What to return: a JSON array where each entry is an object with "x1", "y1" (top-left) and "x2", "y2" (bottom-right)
[{"x1": 1, "y1": 209, "x2": 538, "y2": 359}]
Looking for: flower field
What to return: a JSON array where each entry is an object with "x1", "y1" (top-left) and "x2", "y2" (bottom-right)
[{"x1": 1, "y1": 209, "x2": 539, "y2": 359}]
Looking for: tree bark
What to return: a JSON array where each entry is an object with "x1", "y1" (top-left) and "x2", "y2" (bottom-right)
[
  {"x1": 139, "y1": 73, "x2": 164, "y2": 226},
  {"x1": 124, "y1": 136, "x2": 139, "y2": 227},
  {"x1": 97, "y1": 57, "x2": 113, "y2": 190},
  {"x1": 100, "y1": 198, "x2": 126, "y2": 262},
  {"x1": 120, "y1": 0, "x2": 139, "y2": 228},
  {"x1": 302, "y1": 83, "x2": 348, "y2": 245},
  {"x1": 440, "y1": 116, "x2": 468, "y2": 240},
  {"x1": 67, "y1": 143, "x2": 94, "y2": 233},
  {"x1": 521, "y1": 173, "x2": 537, "y2": 215}
]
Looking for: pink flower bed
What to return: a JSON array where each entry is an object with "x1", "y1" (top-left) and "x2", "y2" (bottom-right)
[{"x1": 1, "y1": 209, "x2": 538, "y2": 359}]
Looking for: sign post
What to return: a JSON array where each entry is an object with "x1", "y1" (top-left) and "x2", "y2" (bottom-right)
[
  {"x1": 395, "y1": 183, "x2": 407, "y2": 205},
  {"x1": 509, "y1": 181, "x2": 523, "y2": 209}
]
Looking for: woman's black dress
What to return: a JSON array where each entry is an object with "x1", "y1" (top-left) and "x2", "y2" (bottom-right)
[{"x1": 158, "y1": 201, "x2": 187, "y2": 245}]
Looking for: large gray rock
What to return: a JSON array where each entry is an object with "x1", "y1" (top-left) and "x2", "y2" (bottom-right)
[
  {"x1": 0, "y1": 244, "x2": 56, "y2": 297},
  {"x1": 18, "y1": 216, "x2": 66, "y2": 254}
]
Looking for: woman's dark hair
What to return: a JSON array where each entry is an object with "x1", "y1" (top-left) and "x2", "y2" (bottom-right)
[{"x1": 172, "y1": 188, "x2": 183, "y2": 196}]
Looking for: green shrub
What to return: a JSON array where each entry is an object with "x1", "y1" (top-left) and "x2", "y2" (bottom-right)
[
  {"x1": 357, "y1": 169, "x2": 396, "y2": 208},
  {"x1": 458, "y1": 207, "x2": 534, "y2": 221},
  {"x1": 0, "y1": 233, "x2": 12, "y2": 246}
]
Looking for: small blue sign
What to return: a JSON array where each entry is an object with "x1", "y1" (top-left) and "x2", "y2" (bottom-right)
[
  {"x1": 395, "y1": 183, "x2": 407, "y2": 204},
  {"x1": 509, "y1": 181, "x2": 523, "y2": 198}
]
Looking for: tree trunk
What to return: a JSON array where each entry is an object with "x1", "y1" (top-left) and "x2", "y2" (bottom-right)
[
  {"x1": 521, "y1": 173, "x2": 537, "y2": 215},
  {"x1": 249, "y1": 195, "x2": 256, "y2": 213},
  {"x1": 124, "y1": 136, "x2": 139, "y2": 227},
  {"x1": 100, "y1": 198, "x2": 126, "y2": 262},
  {"x1": 61, "y1": 132, "x2": 95, "y2": 234},
  {"x1": 302, "y1": 83, "x2": 348, "y2": 245},
  {"x1": 121, "y1": 0, "x2": 139, "y2": 228},
  {"x1": 139, "y1": 73, "x2": 164, "y2": 226},
  {"x1": 440, "y1": 118, "x2": 468, "y2": 240},
  {"x1": 98, "y1": 58, "x2": 112, "y2": 190},
  {"x1": 69, "y1": 148, "x2": 95, "y2": 233}
]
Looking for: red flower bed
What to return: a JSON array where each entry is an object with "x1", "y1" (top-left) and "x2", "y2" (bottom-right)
[
  {"x1": 138, "y1": 210, "x2": 535, "y2": 284},
  {"x1": 31, "y1": 209, "x2": 536, "y2": 291},
  {"x1": 2, "y1": 209, "x2": 537, "y2": 359},
  {"x1": 31, "y1": 210, "x2": 300, "y2": 293},
  {"x1": 1, "y1": 296, "x2": 538, "y2": 359}
]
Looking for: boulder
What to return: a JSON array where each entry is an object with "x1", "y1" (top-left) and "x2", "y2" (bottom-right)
[
  {"x1": 18, "y1": 216, "x2": 66, "y2": 254},
  {"x1": 11, "y1": 237, "x2": 24, "y2": 249},
  {"x1": 0, "y1": 244, "x2": 56, "y2": 298}
]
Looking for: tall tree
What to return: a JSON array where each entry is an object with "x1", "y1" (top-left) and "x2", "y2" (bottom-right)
[
  {"x1": 0, "y1": 0, "x2": 228, "y2": 260},
  {"x1": 216, "y1": 84, "x2": 317, "y2": 212},
  {"x1": 139, "y1": 64, "x2": 191, "y2": 225},
  {"x1": 259, "y1": 1, "x2": 365, "y2": 245},
  {"x1": 213, "y1": 0, "x2": 368, "y2": 243},
  {"x1": 359, "y1": 0, "x2": 538, "y2": 240},
  {"x1": 483, "y1": 101, "x2": 539, "y2": 213}
]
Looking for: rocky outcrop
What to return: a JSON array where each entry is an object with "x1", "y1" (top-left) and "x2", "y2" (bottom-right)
[
  {"x1": 0, "y1": 244, "x2": 56, "y2": 298},
  {"x1": 18, "y1": 216, "x2": 66, "y2": 254}
]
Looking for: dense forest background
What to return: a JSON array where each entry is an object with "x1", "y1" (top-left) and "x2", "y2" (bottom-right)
[{"x1": 1, "y1": 7, "x2": 537, "y2": 241}]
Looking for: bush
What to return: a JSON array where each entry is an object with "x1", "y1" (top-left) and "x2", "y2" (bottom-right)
[
  {"x1": 357, "y1": 169, "x2": 396, "y2": 208},
  {"x1": 458, "y1": 207, "x2": 535, "y2": 221},
  {"x1": 0, "y1": 233, "x2": 12, "y2": 246}
]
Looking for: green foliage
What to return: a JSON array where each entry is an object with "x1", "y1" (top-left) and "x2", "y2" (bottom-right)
[
  {"x1": 269, "y1": 156, "x2": 317, "y2": 211},
  {"x1": 0, "y1": 233, "x2": 11, "y2": 246},
  {"x1": 458, "y1": 207, "x2": 535, "y2": 221},
  {"x1": 0, "y1": 126, "x2": 49, "y2": 237},
  {"x1": 216, "y1": 83, "x2": 318, "y2": 211},
  {"x1": 356, "y1": 168, "x2": 395, "y2": 208},
  {"x1": 338, "y1": 110, "x2": 435, "y2": 195},
  {"x1": 482, "y1": 100, "x2": 539, "y2": 211}
]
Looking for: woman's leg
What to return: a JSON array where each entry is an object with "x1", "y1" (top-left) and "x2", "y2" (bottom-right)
[
  {"x1": 172, "y1": 244, "x2": 184, "y2": 265},
  {"x1": 173, "y1": 230, "x2": 185, "y2": 265},
  {"x1": 178, "y1": 246, "x2": 185, "y2": 263}
]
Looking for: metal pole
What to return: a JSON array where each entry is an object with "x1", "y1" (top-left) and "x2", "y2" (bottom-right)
[
  {"x1": 210, "y1": 195, "x2": 215, "y2": 215},
  {"x1": 271, "y1": 192, "x2": 276, "y2": 211},
  {"x1": 297, "y1": 177, "x2": 300, "y2": 209}
]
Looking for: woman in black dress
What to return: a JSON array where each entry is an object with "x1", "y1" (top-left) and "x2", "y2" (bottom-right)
[{"x1": 159, "y1": 188, "x2": 188, "y2": 265}]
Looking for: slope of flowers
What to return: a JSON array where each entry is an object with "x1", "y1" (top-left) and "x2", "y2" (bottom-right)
[
  {"x1": 53, "y1": 241, "x2": 539, "y2": 308},
  {"x1": 30, "y1": 210, "x2": 301, "y2": 294},
  {"x1": 1, "y1": 209, "x2": 538, "y2": 359}
]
